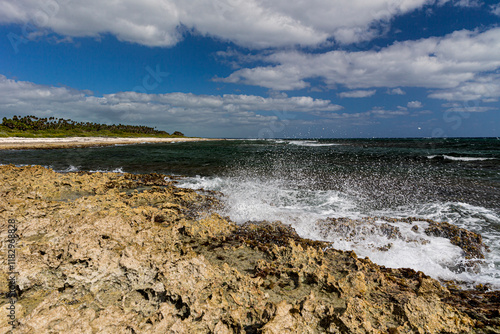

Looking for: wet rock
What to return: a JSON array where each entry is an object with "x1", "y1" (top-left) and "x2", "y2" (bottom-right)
[
  {"x1": 317, "y1": 217, "x2": 403, "y2": 241},
  {"x1": 443, "y1": 285, "x2": 500, "y2": 333},
  {"x1": 424, "y1": 221, "x2": 486, "y2": 259},
  {"x1": 226, "y1": 220, "x2": 330, "y2": 251},
  {"x1": 316, "y1": 217, "x2": 433, "y2": 251}
]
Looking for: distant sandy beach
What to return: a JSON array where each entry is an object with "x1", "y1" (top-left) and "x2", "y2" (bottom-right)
[{"x1": 0, "y1": 137, "x2": 219, "y2": 150}]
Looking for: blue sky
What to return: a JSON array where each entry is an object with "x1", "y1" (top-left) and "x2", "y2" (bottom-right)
[{"x1": 0, "y1": 0, "x2": 499, "y2": 138}]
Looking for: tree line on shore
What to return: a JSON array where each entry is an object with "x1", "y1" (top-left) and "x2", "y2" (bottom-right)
[{"x1": 1, "y1": 115, "x2": 184, "y2": 136}]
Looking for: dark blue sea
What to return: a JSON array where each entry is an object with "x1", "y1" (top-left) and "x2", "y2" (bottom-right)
[{"x1": 1, "y1": 137, "x2": 499, "y2": 288}]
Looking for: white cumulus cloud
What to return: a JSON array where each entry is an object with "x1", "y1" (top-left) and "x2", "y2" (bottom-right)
[
  {"x1": 339, "y1": 90, "x2": 376, "y2": 98},
  {"x1": 441, "y1": 102, "x2": 494, "y2": 112},
  {"x1": 491, "y1": 3, "x2": 500, "y2": 16},
  {"x1": 387, "y1": 88, "x2": 406, "y2": 95},
  {"x1": 428, "y1": 74, "x2": 500, "y2": 101},
  {"x1": 407, "y1": 101, "x2": 423, "y2": 108},
  {"x1": 0, "y1": 0, "x2": 438, "y2": 48},
  {"x1": 0, "y1": 75, "x2": 343, "y2": 137},
  {"x1": 219, "y1": 28, "x2": 500, "y2": 102}
]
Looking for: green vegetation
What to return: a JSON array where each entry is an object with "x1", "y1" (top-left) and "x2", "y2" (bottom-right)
[{"x1": 0, "y1": 115, "x2": 185, "y2": 138}]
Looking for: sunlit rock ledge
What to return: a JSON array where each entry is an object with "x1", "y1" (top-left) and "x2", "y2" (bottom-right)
[{"x1": 0, "y1": 165, "x2": 498, "y2": 333}]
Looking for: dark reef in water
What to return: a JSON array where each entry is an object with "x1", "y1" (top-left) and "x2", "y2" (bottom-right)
[{"x1": 424, "y1": 221, "x2": 486, "y2": 260}]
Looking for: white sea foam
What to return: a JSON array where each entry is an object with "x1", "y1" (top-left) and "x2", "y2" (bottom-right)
[
  {"x1": 178, "y1": 175, "x2": 500, "y2": 289},
  {"x1": 321, "y1": 219, "x2": 466, "y2": 282},
  {"x1": 61, "y1": 165, "x2": 79, "y2": 172},
  {"x1": 288, "y1": 140, "x2": 341, "y2": 147},
  {"x1": 88, "y1": 167, "x2": 125, "y2": 173},
  {"x1": 50, "y1": 165, "x2": 126, "y2": 173},
  {"x1": 427, "y1": 155, "x2": 495, "y2": 161}
]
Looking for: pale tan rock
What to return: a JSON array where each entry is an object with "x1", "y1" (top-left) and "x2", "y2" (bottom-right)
[{"x1": 0, "y1": 165, "x2": 491, "y2": 333}]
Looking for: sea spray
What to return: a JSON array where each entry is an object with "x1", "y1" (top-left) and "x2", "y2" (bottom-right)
[{"x1": 177, "y1": 173, "x2": 500, "y2": 288}]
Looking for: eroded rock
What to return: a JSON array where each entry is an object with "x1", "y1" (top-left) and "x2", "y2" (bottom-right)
[{"x1": 0, "y1": 165, "x2": 495, "y2": 333}]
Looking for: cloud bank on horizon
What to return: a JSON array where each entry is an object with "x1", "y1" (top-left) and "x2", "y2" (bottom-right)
[{"x1": 0, "y1": 0, "x2": 498, "y2": 138}]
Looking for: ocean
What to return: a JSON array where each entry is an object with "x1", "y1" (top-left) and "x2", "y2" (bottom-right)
[{"x1": 1, "y1": 137, "x2": 499, "y2": 289}]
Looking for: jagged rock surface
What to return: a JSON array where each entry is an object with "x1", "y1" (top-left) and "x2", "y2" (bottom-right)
[{"x1": 0, "y1": 165, "x2": 496, "y2": 333}]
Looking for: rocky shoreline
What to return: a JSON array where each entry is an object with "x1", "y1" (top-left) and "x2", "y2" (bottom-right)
[{"x1": 0, "y1": 165, "x2": 498, "y2": 333}]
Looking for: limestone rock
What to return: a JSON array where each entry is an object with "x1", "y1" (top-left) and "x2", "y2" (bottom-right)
[{"x1": 0, "y1": 165, "x2": 496, "y2": 333}]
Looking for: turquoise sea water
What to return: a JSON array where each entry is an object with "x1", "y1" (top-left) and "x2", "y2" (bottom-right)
[{"x1": 1, "y1": 137, "x2": 499, "y2": 288}]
